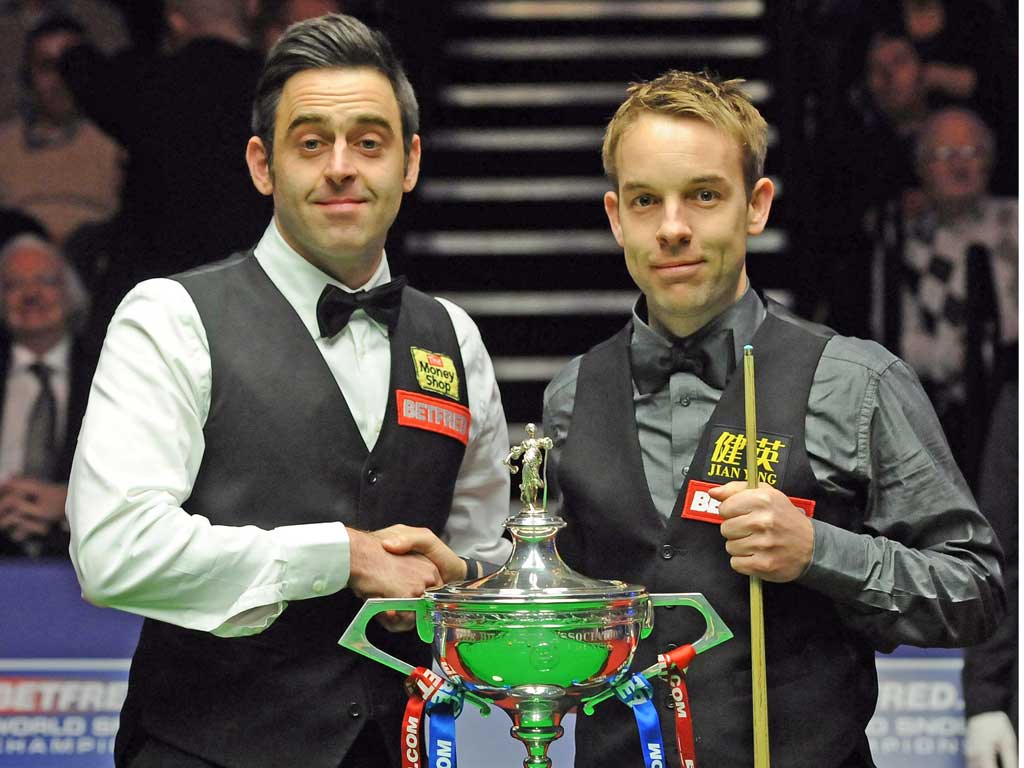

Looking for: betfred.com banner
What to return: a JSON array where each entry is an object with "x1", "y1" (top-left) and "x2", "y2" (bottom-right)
[
  {"x1": 867, "y1": 655, "x2": 965, "y2": 766},
  {"x1": 0, "y1": 659, "x2": 129, "y2": 766}
]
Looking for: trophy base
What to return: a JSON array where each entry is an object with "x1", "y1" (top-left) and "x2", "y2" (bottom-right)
[{"x1": 505, "y1": 686, "x2": 566, "y2": 768}]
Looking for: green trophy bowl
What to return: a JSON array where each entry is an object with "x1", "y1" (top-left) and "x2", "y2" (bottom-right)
[{"x1": 340, "y1": 427, "x2": 732, "y2": 768}]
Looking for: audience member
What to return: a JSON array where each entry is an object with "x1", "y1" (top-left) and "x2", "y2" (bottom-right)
[
  {"x1": 862, "y1": 32, "x2": 931, "y2": 192},
  {"x1": 962, "y1": 380, "x2": 1018, "y2": 768},
  {"x1": 0, "y1": 0, "x2": 128, "y2": 122},
  {"x1": 816, "y1": 31, "x2": 930, "y2": 340},
  {"x1": 0, "y1": 15, "x2": 123, "y2": 244},
  {"x1": 886, "y1": 107, "x2": 1016, "y2": 478},
  {"x1": 250, "y1": 0, "x2": 342, "y2": 52},
  {"x1": 58, "y1": 0, "x2": 270, "y2": 281},
  {"x1": 0, "y1": 234, "x2": 95, "y2": 557}
]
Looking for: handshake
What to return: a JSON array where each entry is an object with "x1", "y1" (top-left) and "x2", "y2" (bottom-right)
[{"x1": 347, "y1": 524, "x2": 467, "y2": 632}]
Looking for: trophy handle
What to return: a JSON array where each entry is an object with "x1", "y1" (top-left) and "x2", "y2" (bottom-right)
[
  {"x1": 647, "y1": 592, "x2": 734, "y2": 654},
  {"x1": 338, "y1": 596, "x2": 493, "y2": 717},
  {"x1": 338, "y1": 597, "x2": 431, "y2": 676},
  {"x1": 580, "y1": 592, "x2": 733, "y2": 716}
]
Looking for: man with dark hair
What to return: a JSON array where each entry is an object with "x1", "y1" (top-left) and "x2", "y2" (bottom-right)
[
  {"x1": 67, "y1": 13, "x2": 511, "y2": 768},
  {"x1": 543, "y1": 69, "x2": 1004, "y2": 767}
]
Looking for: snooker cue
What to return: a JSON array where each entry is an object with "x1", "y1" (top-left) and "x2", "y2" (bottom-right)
[{"x1": 744, "y1": 345, "x2": 770, "y2": 767}]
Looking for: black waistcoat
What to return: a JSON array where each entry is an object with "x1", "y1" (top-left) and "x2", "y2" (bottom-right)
[
  {"x1": 558, "y1": 302, "x2": 878, "y2": 768},
  {"x1": 115, "y1": 253, "x2": 470, "y2": 768}
]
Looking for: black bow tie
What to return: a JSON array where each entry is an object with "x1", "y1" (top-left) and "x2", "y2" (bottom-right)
[
  {"x1": 631, "y1": 327, "x2": 735, "y2": 394},
  {"x1": 316, "y1": 277, "x2": 407, "y2": 338}
]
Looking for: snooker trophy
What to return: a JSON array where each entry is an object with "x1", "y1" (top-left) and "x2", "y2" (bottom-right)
[{"x1": 339, "y1": 425, "x2": 733, "y2": 768}]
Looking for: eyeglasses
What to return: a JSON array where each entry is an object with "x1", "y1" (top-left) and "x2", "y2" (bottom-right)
[
  {"x1": 3, "y1": 275, "x2": 64, "y2": 293},
  {"x1": 925, "y1": 145, "x2": 986, "y2": 162}
]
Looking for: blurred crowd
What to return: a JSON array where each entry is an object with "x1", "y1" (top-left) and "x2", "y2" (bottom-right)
[{"x1": 799, "y1": 0, "x2": 1017, "y2": 487}]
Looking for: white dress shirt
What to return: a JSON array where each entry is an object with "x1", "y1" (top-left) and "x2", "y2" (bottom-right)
[
  {"x1": 67, "y1": 220, "x2": 511, "y2": 636},
  {"x1": 0, "y1": 336, "x2": 71, "y2": 481}
]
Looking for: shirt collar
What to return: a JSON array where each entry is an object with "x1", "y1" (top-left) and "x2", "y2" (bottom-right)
[
  {"x1": 252, "y1": 218, "x2": 392, "y2": 339},
  {"x1": 11, "y1": 334, "x2": 72, "y2": 374},
  {"x1": 630, "y1": 282, "x2": 766, "y2": 366}
]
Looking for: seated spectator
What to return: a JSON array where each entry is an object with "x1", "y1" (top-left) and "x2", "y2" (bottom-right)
[
  {"x1": 0, "y1": 16, "x2": 123, "y2": 244},
  {"x1": 888, "y1": 107, "x2": 1016, "y2": 477},
  {"x1": 0, "y1": 234, "x2": 95, "y2": 557}
]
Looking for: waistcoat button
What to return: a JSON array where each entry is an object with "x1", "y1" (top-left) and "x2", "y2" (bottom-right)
[
  {"x1": 660, "y1": 544, "x2": 675, "y2": 560},
  {"x1": 348, "y1": 703, "x2": 362, "y2": 718}
]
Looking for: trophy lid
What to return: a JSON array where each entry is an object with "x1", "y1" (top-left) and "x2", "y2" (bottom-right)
[{"x1": 429, "y1": 425, "x2": 645, "y2": 604}]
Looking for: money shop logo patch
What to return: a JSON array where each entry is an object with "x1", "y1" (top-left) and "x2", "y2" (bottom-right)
[{"x1": 410, "y1": 347, "x2": 459, "y2": 400}]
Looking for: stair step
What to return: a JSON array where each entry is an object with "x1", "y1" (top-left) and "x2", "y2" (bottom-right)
[
  {"x1": 446, "y1": 35, "x2": 768, "y2": 61},
  {"x1": 406, "y1": 228, "x2": 788, "y2": 256},
  {"x1": 416, "y1": 175, "x2": 785, "y2": 202},
  {"x1": 437, "y1": 80, "x2": 772, "y2": 110},
  {"x1": 428, "y1": 126, "x2": 606, "y2": 152},
  {"x1": 438, "y1": 290, "x2": 637, "y2": 315},
  {"x1": 454, "y1": 1, "x2": 765, "y2": 22}
]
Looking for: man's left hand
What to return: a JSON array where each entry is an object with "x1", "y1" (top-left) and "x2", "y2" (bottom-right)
[
  {"x1": 709, "y1": 481, "x2": 814, "y2": 582},
  {"x1": 0, "y1": 478, "x2": 68, "y2": 542}
]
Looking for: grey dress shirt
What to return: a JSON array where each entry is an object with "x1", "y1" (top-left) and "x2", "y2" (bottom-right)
[{"x1": 543, "y1": 285, "x2": 1004, "y2": 649}]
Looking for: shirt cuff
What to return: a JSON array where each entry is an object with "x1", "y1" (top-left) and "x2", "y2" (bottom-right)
[
  {"x1": 797, "y1": 519, "x2": 873, "y2": 600},
  {"x1": 211, "y1": 522, "x2": 349, "y2": 637},
  {"x1": 274, "y1": 521, "x2": 349, "y2": 600},
  {"x1": 460, "y1": 557, "x2": 503, "y2": 579}
]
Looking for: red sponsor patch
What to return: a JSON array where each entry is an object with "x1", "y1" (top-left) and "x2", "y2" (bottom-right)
[
  {"x1": 396, "y1": 390, "x2": 471, "y2": 445},
  {"x1": 680, "y1": 479, "x2": 816, "y2": 524}
]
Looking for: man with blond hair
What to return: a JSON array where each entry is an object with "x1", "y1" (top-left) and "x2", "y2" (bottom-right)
[{"x1": 543, "y1": 70, "x2": 1004, "y2": 767}]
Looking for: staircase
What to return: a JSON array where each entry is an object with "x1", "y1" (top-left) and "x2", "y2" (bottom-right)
[{"x1": 401, "y1": 0, "x2": 795, "y2": 438}]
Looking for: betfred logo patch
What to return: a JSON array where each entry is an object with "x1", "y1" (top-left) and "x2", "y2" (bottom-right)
[
  {"x1": 410, "y1": 346, "x2": 460, "y2": 400},
  {"x1": 397, "y1": 390, "x2": 471, "y2": 445},
  {"x1": 680, "y1": 480, "x2": 816, "y2": 524}
]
